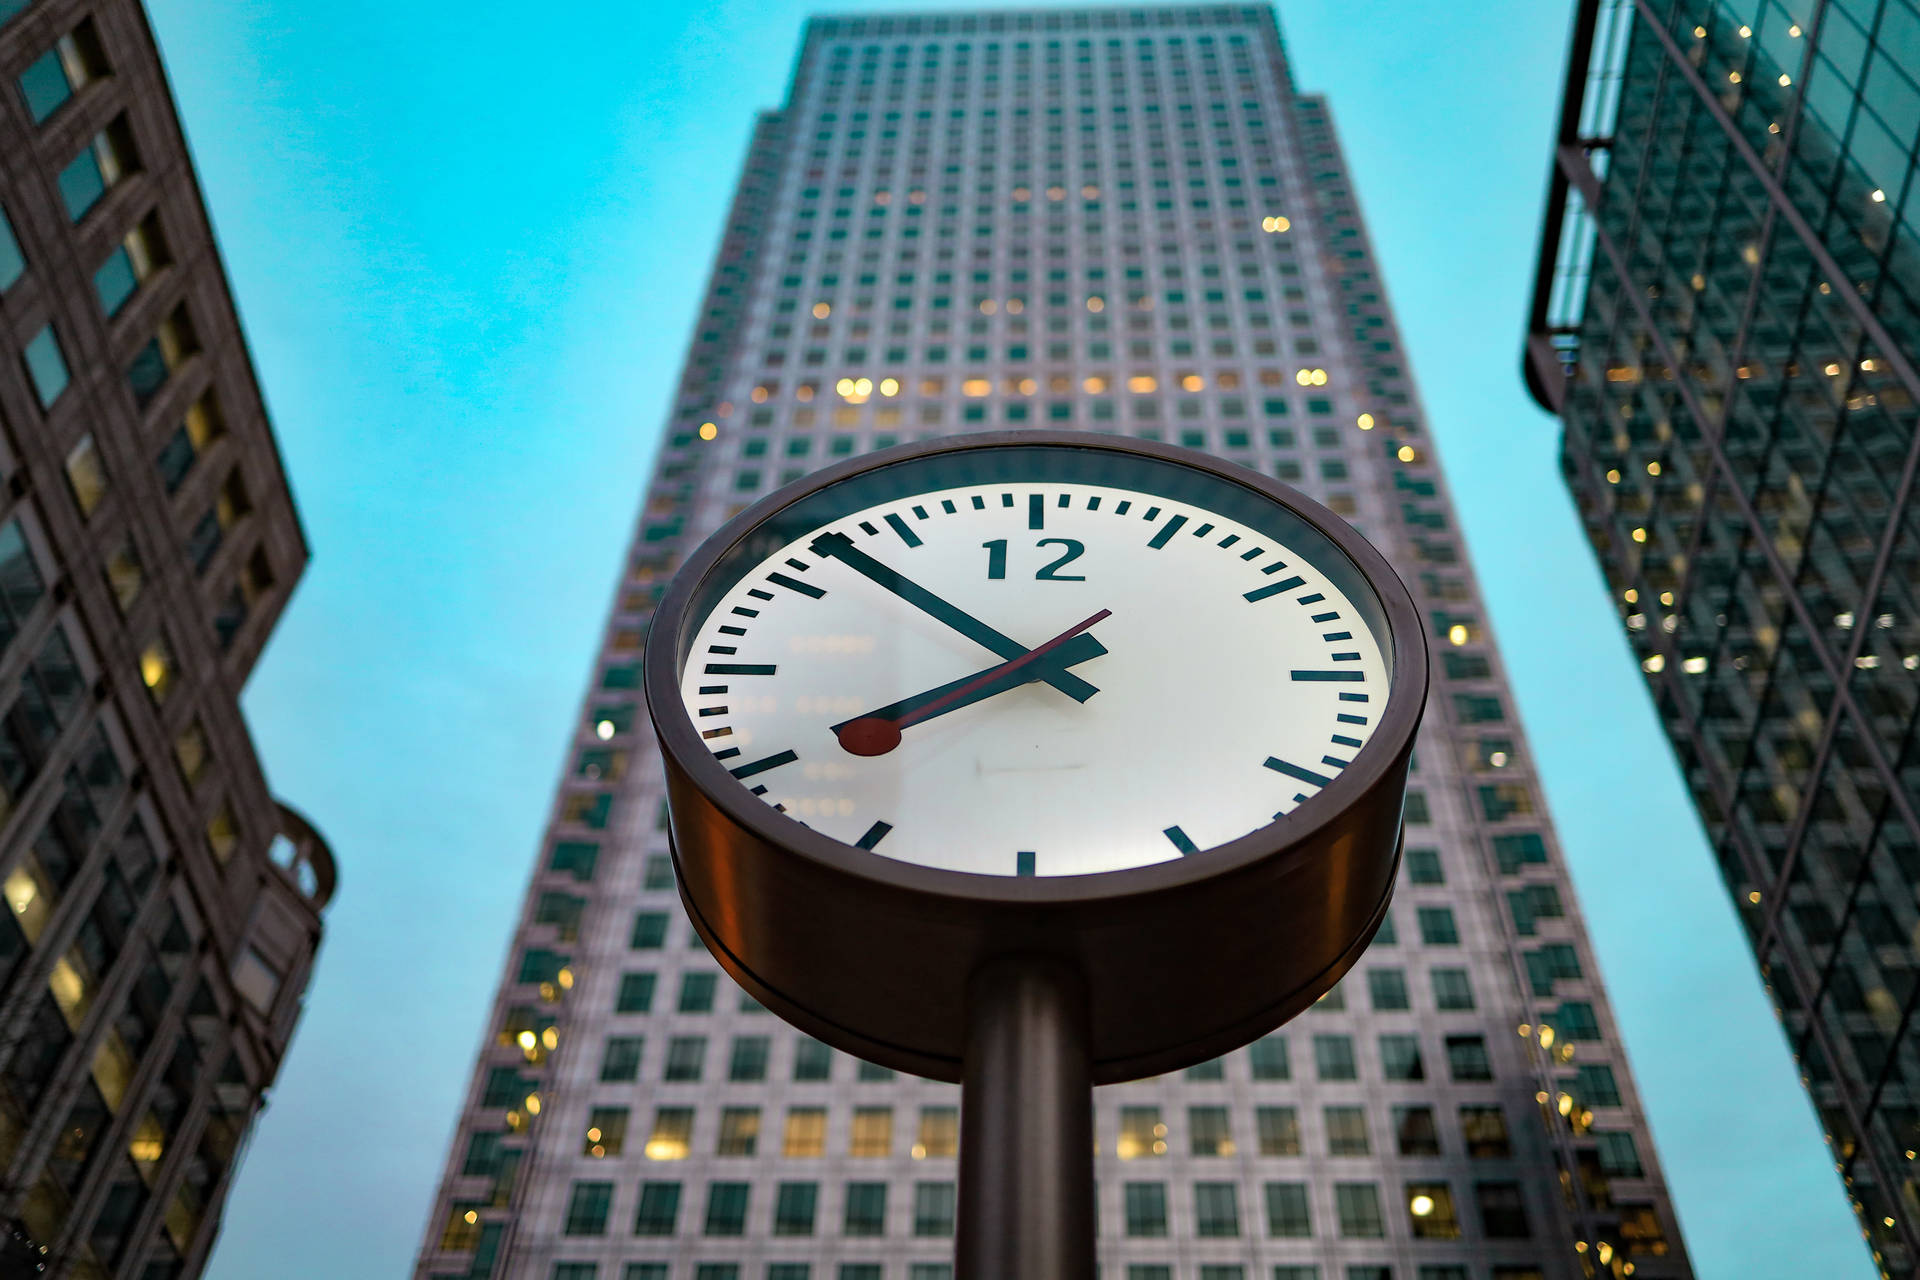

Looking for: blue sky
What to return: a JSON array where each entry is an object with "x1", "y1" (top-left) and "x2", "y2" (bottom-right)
[{"x1": 137, "y1": 2, "x2": 1870, "y2": 1276}]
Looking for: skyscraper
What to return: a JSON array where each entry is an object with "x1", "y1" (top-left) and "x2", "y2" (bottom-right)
[
  {"x1": 1525, "y1": 0, "x2": 1920, "y2": 1273},
  {"x1": 0, "y1": 0, "x2": 335, "y2": 1277},
  {"x1": 419, "y1": 7, "x2": 1688, "y2": 1279}
]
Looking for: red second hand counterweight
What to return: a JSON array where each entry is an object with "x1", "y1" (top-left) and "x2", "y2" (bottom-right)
[{"x1": 836, "y1": 608, "x2": 1113, "y2": 757}]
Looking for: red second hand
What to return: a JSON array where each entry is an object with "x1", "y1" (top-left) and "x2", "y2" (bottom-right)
[{"x1": 836, "y1": 608, "x2": 1113, "y2": 757}]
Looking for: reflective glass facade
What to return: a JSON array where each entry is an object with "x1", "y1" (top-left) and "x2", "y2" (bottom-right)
[
  {"x1": 1528, "y1": 0, "x2": 1920, "y2": 1274},
  {"x1": 421, "y1": 8, "x2": 1689, "y2": 1280},
  {"x1": 0, "y1": 1, "x2": 334, "y2": 1278}
]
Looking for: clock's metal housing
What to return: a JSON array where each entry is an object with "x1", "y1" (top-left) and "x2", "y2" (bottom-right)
[{"x1": 644, "y1": 430, "x2": 1428, "y2": 1084}]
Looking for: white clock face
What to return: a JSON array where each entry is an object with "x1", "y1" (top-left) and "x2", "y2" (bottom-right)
[{"x1": 677, "y1": 456, "x2": 1392, "y2": 877}]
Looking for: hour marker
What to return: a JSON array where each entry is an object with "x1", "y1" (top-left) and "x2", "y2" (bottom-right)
[
  {"x1": 730, "y1": 749, "x2": 799, "y2": 780},
  {"x1": 1016, "y1": 851, "x2": 1036, "y2": 877},
  {"x1": 856, "y1": 820, "x2": 893, "y2": 851},
  {"x1": 1245, "y1": 576, "x2": 1304, "y2": 602},
  {"x1": 1266, "y1": 756, "x2": 1332, "y2": 787},
  {"x1": 885, "y1": 513, "x2": 923, "y2": 547},
  {"x1": 1030, "y1": 494, "x2": 1045, "y2": 529},
  {"x1": 768, "y1": 571, "x2": 825, "y2": 599},
  {"x1": 1163, "y1": 825, "x2": 1199, "y2": 856},
  {"x1": 1148, "y1": 514, "x2": 1187, "y2": 548},
  {"x1": 706, "y1": 663, "x2": 777, "y2": 676},
  {"x1": 1292, "y1": 670, "x2": 1364, "y2": 682}
]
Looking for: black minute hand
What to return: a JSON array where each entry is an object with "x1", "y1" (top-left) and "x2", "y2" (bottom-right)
[{"x1": 808, "y1": 530, "x2": 1100, "y2": 702}]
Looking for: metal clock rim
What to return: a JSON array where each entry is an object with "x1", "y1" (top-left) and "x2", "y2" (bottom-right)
[{"x1": 643, "y1": 428, "x2": 1427, "y2": 909}]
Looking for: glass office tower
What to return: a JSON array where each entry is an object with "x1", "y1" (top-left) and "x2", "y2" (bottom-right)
[
  {"x1": 0, "y1": 0, "x2": 336, "y2": 1277},
  {"x1": 420, "y1": 7, "x2": 1688, "y2": 1280},
  {"x1": 1526, "y1": 0, "x2": 1920, "y2": 1274}
]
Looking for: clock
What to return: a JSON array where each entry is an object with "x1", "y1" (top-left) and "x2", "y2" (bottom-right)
[{"x1": 645, "y1": 431, "x2": 1426, "y2": 1083}]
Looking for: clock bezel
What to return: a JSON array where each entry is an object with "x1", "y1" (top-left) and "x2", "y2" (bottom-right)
[{"x1": 645, "y1": 429, "x2": 1428, "y2": 1081}]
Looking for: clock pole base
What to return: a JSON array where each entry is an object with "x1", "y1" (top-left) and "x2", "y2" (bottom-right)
[{"x1": 955, "y1": 957, "x2": 1095, "y2": 1280}]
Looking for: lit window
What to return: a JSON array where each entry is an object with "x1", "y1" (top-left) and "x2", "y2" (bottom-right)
[
  {"x1": 63, "y1": 436, "x2": 107, "y2": 517},
  {"x1": 849, "y1": 1106, "x2": 893, "y2": 1157},
  {"x1": 644, "y1": 1106, "x2": 692, "y2": 1160}
]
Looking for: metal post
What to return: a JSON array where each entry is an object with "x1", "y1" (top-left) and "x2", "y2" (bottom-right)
[{"x1": 955, "y1": 957, "x2": 1096, "y2": 1280}]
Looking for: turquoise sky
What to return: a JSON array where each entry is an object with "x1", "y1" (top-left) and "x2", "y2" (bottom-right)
[{"x1": 140, "y1": 2, "x2": 1871, "y2": 1276}]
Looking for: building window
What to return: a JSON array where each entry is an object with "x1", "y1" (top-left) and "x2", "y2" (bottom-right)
[
  {"x1": 58, "y1": 118, "x2": 136, "y2": 222},
  {"x1": 1431, "y1": 968, "x2": 1475, "y2": 1010},
  {"x1": 783, "y1": 1107, "x2": 826, "y2": 1157},
  {"x1": 915, "y1": 1106, "x2": 957, "y2": 1159},
  {"x1": 679, "y1": 972, "x2": 717, "y2": 1012},
  {"x1": 1248, "y1": 1035, "x2": 1289, "y2": 1079},
  {"x1": 127, "y1": 305, "x2": 198, "y2": 408},
  {"x1": 1596, "y1": 1131, "x2": 1643, "y2": 1177},
  {"x1": 1380, "y1": 1034, "x2": 1424, "y2": 1081},
  {"x1": 562, "y1": 1181, "x2": 613, "y2": 1236},
  {"x1": 729, "y1": 1035, "x2": 770, "y2": 1081},
  {"x1": 1118, "y1": 1106, "x2": 1164, "y2": 1159},
  {"x1": 773, "y1": 1181, "x2": 817, "y2": 1235},
  {"x1": 1313, "y1": 1034, "x2": 1356, "y2": 1080},
  {"x1": 23, "y1": 323, "x2": 68, "y2": 407},
  {"x1": 615, "y1": 973, "x2": 655, "y2": 1013},
  {"x1": 1255, "y1": 1106, "x2": 1300, "y2": 1156},
  {"x1": 1194, "y1": 1182, "x2": 1239, "y2": 1236},
  {"x1": 1334, "y1": 1183, "x2": 1384, "y2": 1238},
  {"x1": 644, "y1": 1108, "x2": 691, "y2": 1161},
  {"x1": 1123, "y1": 1183, "x2": 1167, "y2": 1236},
  {"x1": 582, "y1": 1107, "x2": 627, "y2": 1159},
  {"x1": 1476, "y1": 1181, "x2": 1530, "y2": 1237},
  {"x1": 1416, "y1": 906, "x2": 1458, "y2": 945},
  {"x1": 0, "y1": 202, "x2": 23, "y2": 291},
  {"x1": 1405, "y1": 848, "x2": 1443, "y2": 883},
  {"x1": 1189, "y1": 1106, "x2": 1233, "y2": 1156},
  {"x1": 1406, "y1": 1182, "x2": 1461, "y2": 1239},
  {"x1": 663, "y1": 1036, "x2": 706, "y2": 1081},
  {"x1": 1325, "y1": 1106, "x2": 1369, "y2": 1156},
  {"x1": 717, "y1": 1107, "x2": 759, "y2": 1156},
  {"x1": 95, "y1": 213, "x2": 166, "y2": 317},
  {"x1": 843, "y1": 1181, "x2": 887, "y2": 1235},
  {"x1": 1264, "y1": 1182, "x2": 1311, "y2": 1237},
  {"x1": 794, "y1": 1036, "x2": 833, "y2": 1081},
  {"x1": 630, "y1": 912, "x2": 668, "y2": 948},
  {"x1": 64, "y1": 436, "x2": 107, "y2": 518},
  {"x1": 632, "y1": 1182, "x2": 679, "y2": 1236},
  {"x1": 850, "y1": 1107, "x2": 892, "y2": 1157},
  {"x1": 1366, "y1": 968, "x2": 1408, "y2": 1011},
  {"x1": 704, "y1": 1181, "x2": 749, "y2": 1235},
  {"x1": 913, "y1": 1182, "x2": 955, "y2": 1236},
  {"x1": 1395, "y1": 1105, "x2": 1441, "y2": 1156}
]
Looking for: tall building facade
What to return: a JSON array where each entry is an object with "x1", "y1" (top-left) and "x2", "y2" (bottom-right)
[
  {"x1": 1525, "y1": 0, "x2": 1920, "y2": 1273},
  {"x1": 419, "y1": 7, "x2": 1687, "y2": 1280},
  {"x1": 0, "y1": 0, "x2": 335, "y2": 1277}
]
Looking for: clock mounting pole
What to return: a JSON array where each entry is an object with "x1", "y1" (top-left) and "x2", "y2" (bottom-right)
[{"x1": 955, "y1": 956, "x2": 1096, "y2": 1280}]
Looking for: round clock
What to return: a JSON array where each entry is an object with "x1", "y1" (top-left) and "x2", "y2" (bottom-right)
[{"x1": 644, "y1": 431, "x2": 1426, "y2": 1083}]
